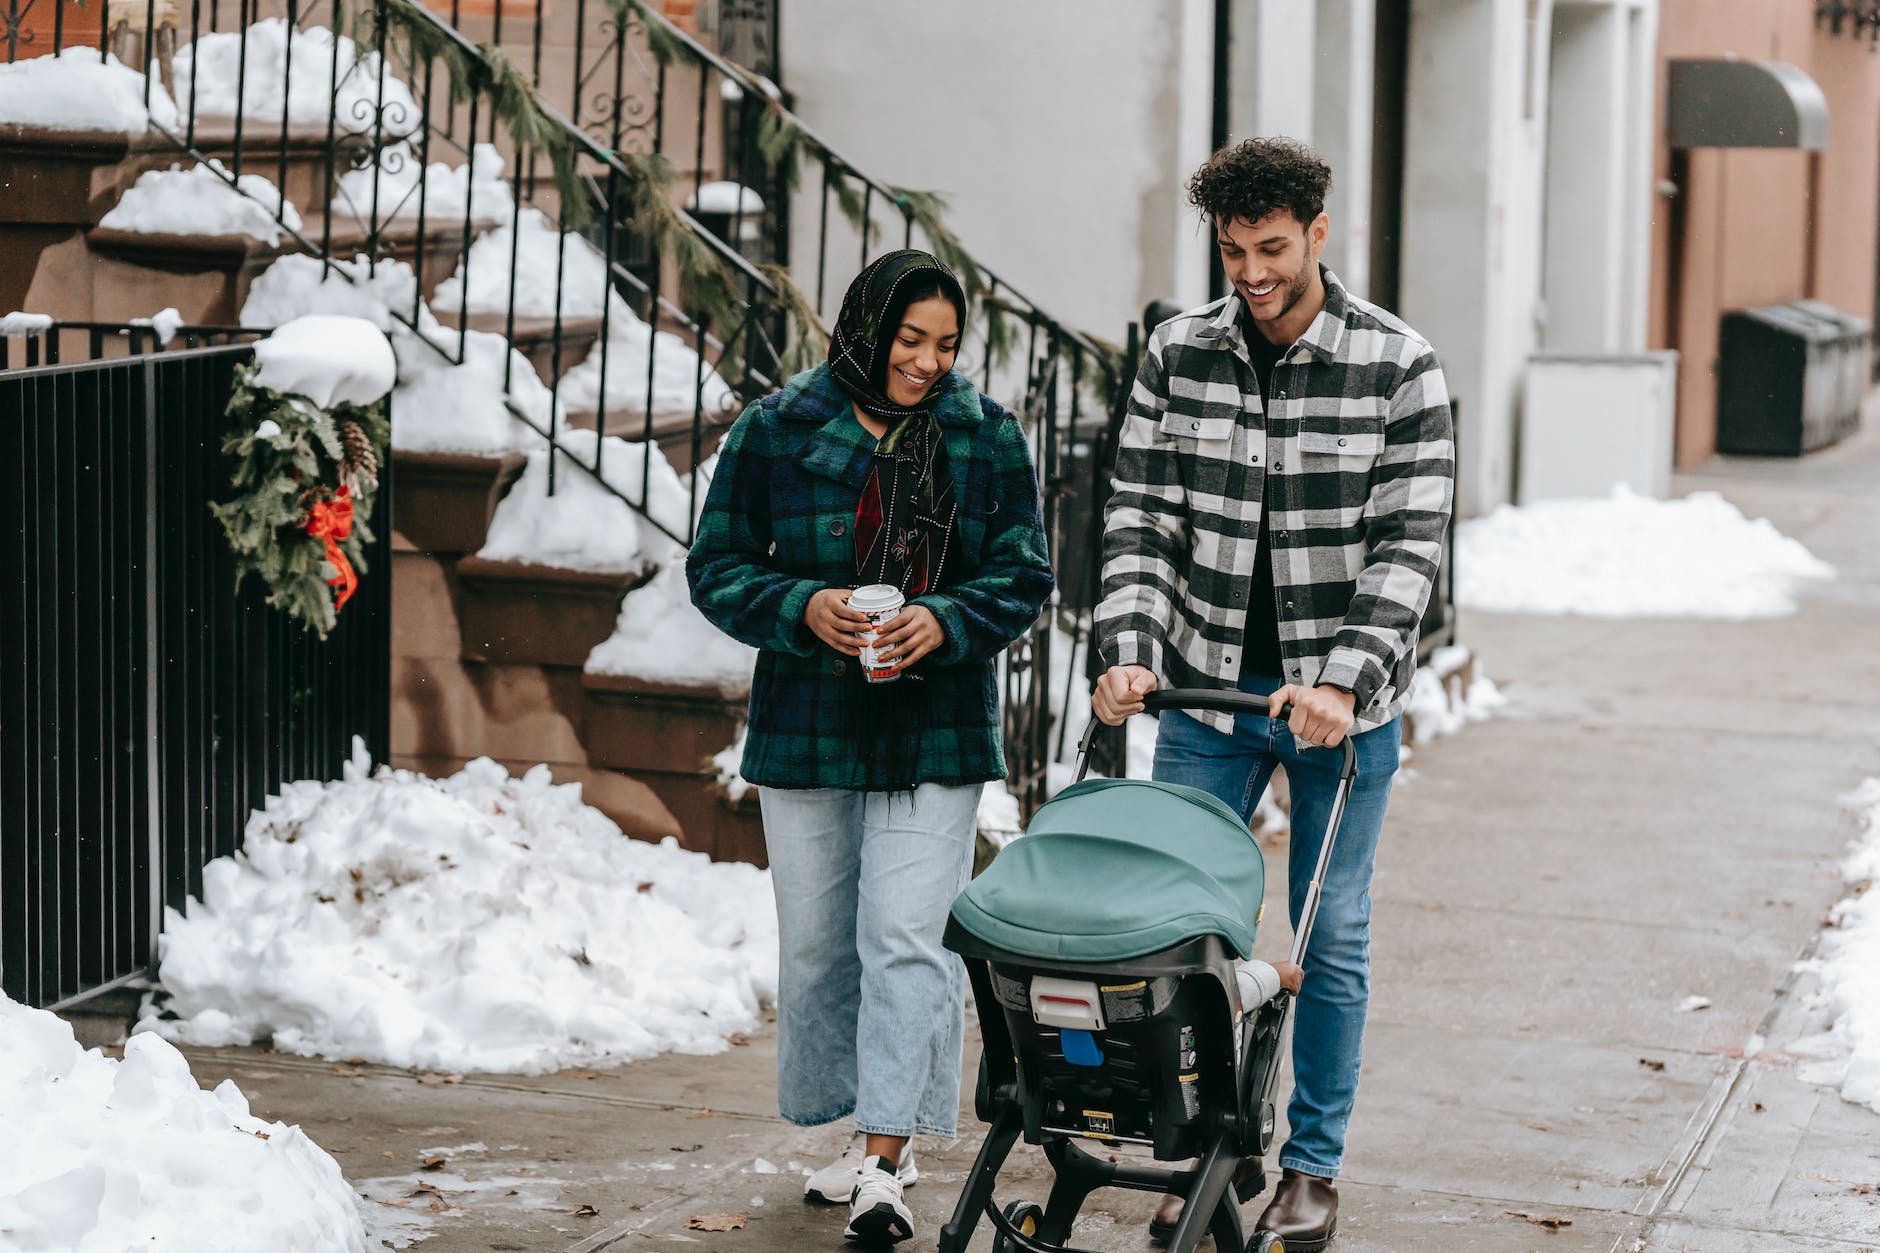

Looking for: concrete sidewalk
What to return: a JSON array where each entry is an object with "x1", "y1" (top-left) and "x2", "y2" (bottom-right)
[{"x1": 171, "y1": 420, "x2": 1880, "y2": 1252}]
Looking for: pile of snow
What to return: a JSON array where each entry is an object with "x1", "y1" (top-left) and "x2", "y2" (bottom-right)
[
  {"x1": 687, "y1": 181, "x2": 766, "y2": 217},
  {"x1": 99, "y1": 160, "x2": 301, "y2": 245},
  {"x1": 586, "y1": 561, "x2": 756, "y2": 694},
  {"x1": 0, "y1": 48, "x2": 178, "y2": 132},
  {"x1": 558, "y1": 315, "x2": 739, "y2": 423},
  {"x1": 242, "y1": 253, "x2": 430, "y2": 332},
  {"x1": 1402, "y1": 644, "x2": 1505, "y2": 745},
  {"x1": 1794, "y1": 779, "x2": 1880, "y2": 1115},
  {"x1": 130, "y1": 306, "x2": 184, "y2": 345},
  {"x1": 140, "y1": 751, "x2": 777, "y2": 1075},
  {"x1": 0, "y1": 995, "x2": 365, "y2": 1251},
  {"x1": 1, "y1": 311, "x2": 54, "y2": 336},
  {"x1": 252, "y1": 315, "x2": 395, "y2": 409},
  {"x1": 714, "y1": 728, "x2": 751, "y2": 803},
  {"x1": 1457, "y1": 486, "x2": 1834, "y2": 618},
  {"x1": 477, "y1": 427, "x2": 696, "y2": 572},
  {"x1": 391, "y1": 325, "x2": 554, "y2": 456},
  {"x1": 173, "y1": 20, "x2": 417, "y2": 136},
  {"x1": 334, "y1": 141, "x2": 513, "y2": 229},
  {"x1": 432, "y1": 208, "x2": 615, "y2": 320}
]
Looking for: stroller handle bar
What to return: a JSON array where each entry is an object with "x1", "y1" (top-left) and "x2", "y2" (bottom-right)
[{"x1": 1073, "y1": 688, "x2": 1359, "y2": 784}]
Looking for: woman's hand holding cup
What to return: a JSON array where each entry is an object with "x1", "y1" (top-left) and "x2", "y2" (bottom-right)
[
  {"x1": 805, "y1": 587, "x2": 873, "y2": 656},
  {"x1": 870, "y1": 604, "x2": 944, "y2": 674}
]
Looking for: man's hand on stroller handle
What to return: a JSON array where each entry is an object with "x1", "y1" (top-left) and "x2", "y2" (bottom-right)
[
  {"x1": 1092, "y1": 665, "x2": 1157, "y2": 725},
  {"x1": 1269, "y1": 683, "x2": 1356, "y2": 748}
]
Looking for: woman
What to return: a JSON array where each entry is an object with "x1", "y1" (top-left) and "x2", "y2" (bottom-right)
[{"x1": 687, "y1": 250, "x2": 1053, "y2": 1246}]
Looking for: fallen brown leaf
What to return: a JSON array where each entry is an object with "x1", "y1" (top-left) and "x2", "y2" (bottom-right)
[
  {"x1": 637, "y1": 882, "x2": 655, "y2": 893},
  {"x1": 345, "y1": 1057, "x2": 369, "y2": 1066},
  {"x1": 686, "y1": 1213, "x2": 747, "y2": 1232},
  {"x1": 330, "y1": 1066, "x2": 367, "y2": 1078},
  {"x1": 1638, "y1": 1058, "x2": 1666, "y2": 1072},
  {"x1": 1506, "y1": 1211, "x2": 1573, "y2": 1230},
  {"x1": 573, "y1": 1203, "x2": 601, "y2": 1217},
  {"x1": 252, "y1": 1130, "x2": 271, "y2": 1141},
  {"x1": 424, "y1": 1201, "x2": 449, "y2": 1214},
  {"x1": 382, "y1": 1151, "x2": 396, "y2": 1160},
  {"x1": 1522, "y1": 1121, "x2": 1549, "y2": 1132},
  {"x1": 417, "y1": 1072, "x2": 463, "y2": 1086},
  {"x1": 727, "y1": 1033, "x2": 751, "y2": 1047},
  {"x1": 420, "y1": 1157, "x2": 447, "y2": 1171}
]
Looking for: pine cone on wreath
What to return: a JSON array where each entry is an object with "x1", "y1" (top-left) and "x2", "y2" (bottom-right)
[{"x1": 337, "y1": 418, "x2": 380, "y2": 491}]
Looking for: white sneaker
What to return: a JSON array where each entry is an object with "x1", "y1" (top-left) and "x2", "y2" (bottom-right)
[
  {"x1": 803, "y1": 1134, "x2": 918, "y2": 1204},
  {"x1": 843, "y1": 1155, "x2": 914, "y2": 1245}
]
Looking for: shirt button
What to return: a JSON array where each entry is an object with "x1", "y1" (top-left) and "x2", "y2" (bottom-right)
[
  {"x1": 832, "y1": 659, "x2": 847, "y2": 674},
  {"x1": 829, "y1": 519, "x2": 847, "y2": 536}
]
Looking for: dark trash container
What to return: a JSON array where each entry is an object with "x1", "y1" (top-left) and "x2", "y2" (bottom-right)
[{"x1": 1717, "y1": 301, "x2": 1867, "y2": 456}]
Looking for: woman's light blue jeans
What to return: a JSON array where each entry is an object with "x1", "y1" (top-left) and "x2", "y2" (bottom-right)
[
  {"x1": 1150, "y1": 674, "x2": 1402, "y2": 1180},
  {"x1": 758, "y1": 782, "x2": 982, "y2": 1138}
]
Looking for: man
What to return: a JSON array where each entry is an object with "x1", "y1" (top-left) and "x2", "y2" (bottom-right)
[{"x1": 1092, "y1": 137, "x2": 1454, "y2": 1250}]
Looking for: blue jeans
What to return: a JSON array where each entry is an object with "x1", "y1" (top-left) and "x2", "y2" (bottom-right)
[
  {"x1": 1150, "y1": 674, "x2": 1402, "y2": 1179},
  {"x1": 758, "y1": 782, "x2": 982, "y2": 1138}
]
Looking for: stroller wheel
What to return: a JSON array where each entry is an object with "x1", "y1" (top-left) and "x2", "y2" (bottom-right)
[
  {"x1": 1246, "y1": 1232, "x2": 1285, "y2": 1253},
  {"x1": 993, "y1": 1200, "x2": 1044, "y2": 1252}
]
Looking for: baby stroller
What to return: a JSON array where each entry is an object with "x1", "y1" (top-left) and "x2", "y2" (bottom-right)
[{"x1": 939, "y1": 690, "x2": 1358, "y2": 1253}]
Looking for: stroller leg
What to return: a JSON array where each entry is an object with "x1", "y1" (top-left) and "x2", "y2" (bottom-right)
[
  {"x1": 938, "y1": 1101, "x2": 1023, "y2": 1253},
  {"x1": 1035, "y1": 1139, "x2": 1110, "y2": 1244},
  {"x1": 1165, "y1": 1134, "x2": 1239, "y2": 1253}
]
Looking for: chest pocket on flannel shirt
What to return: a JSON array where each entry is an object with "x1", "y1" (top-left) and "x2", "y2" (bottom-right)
[
  {"x1": 1298, "y1": 418, "x2": 1385, "y2": 480},
  {"x1": 1159, "y1": 408, "x2": 1238, "y2": 498}
]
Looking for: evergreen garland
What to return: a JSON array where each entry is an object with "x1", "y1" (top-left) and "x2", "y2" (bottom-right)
[{"x1": 210, "y1": 363, "x2": 391, "y2": 640}]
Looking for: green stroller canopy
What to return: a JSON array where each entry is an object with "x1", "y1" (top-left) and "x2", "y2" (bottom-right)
[{"x1": 951, "y1": 777, "x2": 1265, "y2": 963}]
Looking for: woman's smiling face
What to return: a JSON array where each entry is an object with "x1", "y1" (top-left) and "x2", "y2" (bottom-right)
[{"x1": 883, "y1": 295, "x2": 961, "y2": 407}]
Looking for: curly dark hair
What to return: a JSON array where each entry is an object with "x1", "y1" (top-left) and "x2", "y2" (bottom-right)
[{"x1": 1187, "y1": 137, "x2": 1333, "y2": 229}]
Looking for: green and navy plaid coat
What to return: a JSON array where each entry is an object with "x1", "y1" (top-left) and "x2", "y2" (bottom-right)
[{"x1": 687, "y1": 365, "x2": 1053, "y2": 791}]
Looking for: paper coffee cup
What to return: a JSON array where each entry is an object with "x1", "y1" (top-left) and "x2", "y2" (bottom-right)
[{"x1": 849, "y1": 584, "x2": 905, "y2": 684}]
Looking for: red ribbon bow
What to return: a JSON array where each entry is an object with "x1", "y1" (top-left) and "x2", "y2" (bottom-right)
[{"x1": 305, "y1": 486, "x2": 358, "y2": 611}]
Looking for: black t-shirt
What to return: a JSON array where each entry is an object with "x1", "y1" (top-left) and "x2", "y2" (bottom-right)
[{"x1": 1242, "y1": 325, "x2": 1287, "y2": 679}]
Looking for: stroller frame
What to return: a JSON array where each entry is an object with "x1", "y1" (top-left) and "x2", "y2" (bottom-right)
[{"x1": 939, "y1": 689, "x2": 1359, "y2": 1253}]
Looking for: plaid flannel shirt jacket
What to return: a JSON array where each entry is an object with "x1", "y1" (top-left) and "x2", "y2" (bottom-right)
[{"x1": 1095, "y1": 268, "x2": 1455, "y2": 737}]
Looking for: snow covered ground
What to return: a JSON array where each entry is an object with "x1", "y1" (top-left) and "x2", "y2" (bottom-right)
[
  {"x1": 1458, "y1": 486, "x2": 1834, "y2": 618},
  {"x1": 0, "y1": 995, "x2": 366, "y2": 1252},
  {"x1": 140, "y1": 749, "x2": 777, "y2": 1076},
  {"x1": 1792, "y1": 779, "x2": 1880, "y2": 1115}
]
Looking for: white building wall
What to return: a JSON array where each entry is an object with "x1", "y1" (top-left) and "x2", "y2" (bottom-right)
[{"x1": 778, "y1": 0, "x2": 1217, "y2": 346}]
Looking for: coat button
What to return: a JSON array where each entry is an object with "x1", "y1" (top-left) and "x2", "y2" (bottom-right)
[
  {"x1": 1274, "y1": 461, "x2": 1284, "y2": 471},
  {"x1": 1284, "y1": 601, "x2": 1295, "y2": 612},
  {"x1": 1337, "y1": 437, "x2": 1348, "y2": 447},
  {"x1": 832, "y1": 659, "x2": 847, "y2": 675},
  {"x1": 829, "y1": 519, "x2": 847, "y2": 536},
  {"x1": 1249, "y1": 453, "x2": 1259, "y2": 464},
  {"x1": 1190, "y1": 420, "x2": 1201, "y2": 431}
]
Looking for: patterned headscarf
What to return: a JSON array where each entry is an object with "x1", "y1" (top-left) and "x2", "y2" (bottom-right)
[
  {"x1": 829, "y1": 251, "x2": 966, "y2": 598},
  {"x1": 827, "y1": 250, "x2": 968, "y2": 423}
]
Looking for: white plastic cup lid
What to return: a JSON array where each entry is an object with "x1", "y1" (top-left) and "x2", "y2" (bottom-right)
[{"x1": 848, "y1": 584, "x2": 904, "y2": 613}]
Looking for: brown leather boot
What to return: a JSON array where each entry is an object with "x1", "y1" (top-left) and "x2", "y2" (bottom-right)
[
  {"x1": 1146, "y1": 1159, "x2": 1264, "y2": 1244},
  {"x1": 1255, "y1": 1168, "x2": 1338, "y2": 1251}
]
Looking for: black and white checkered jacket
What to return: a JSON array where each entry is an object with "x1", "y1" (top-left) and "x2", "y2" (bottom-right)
[{"x1": 1095, "y1": 268, "x2": 1455, "y2": 736}]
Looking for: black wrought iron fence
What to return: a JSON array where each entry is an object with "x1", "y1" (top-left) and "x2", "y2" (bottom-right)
[{"x1": 0, "y1": 338, "x2": 390, "y2": 1010}]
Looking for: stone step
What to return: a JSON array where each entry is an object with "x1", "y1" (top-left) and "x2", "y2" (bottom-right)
[{"x1": 455, "y1": 556, "x2": 646, "y2": 667}]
